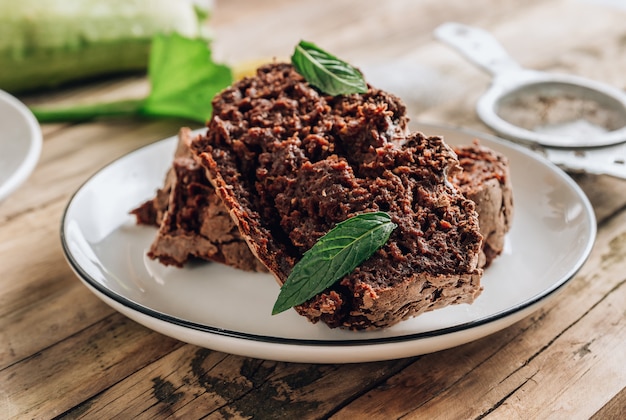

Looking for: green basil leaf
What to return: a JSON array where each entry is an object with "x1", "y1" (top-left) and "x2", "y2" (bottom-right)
[
  {"x1": 291, "y1": 40, "x2": 368, "y2": 96},
  {"x1": 272, "y1": 212, "x2": 397, "y2": 315}
]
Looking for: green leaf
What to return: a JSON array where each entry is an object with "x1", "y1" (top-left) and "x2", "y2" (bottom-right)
[
  {"x1": 291, "y1": 40, "x2": 368, "y2": 96},
  {"x1": 31, "y1": 33, "x2": 233, "y2": 123},
  {"x1": 140, "y1": 32, "x2": 232, "y2": 122},
  {"x1": 29, "y1": 99, "x2": 144, "y2": 123},
  {"x1": 272, "y1": 212, "x2": 397, "y2": 315}
]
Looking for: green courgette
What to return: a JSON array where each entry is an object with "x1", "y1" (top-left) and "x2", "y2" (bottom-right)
[{"x1": 0, "y1": 0, "x2": 212, "y2": 93}]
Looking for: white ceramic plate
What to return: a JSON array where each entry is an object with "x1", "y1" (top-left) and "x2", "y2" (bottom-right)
[
  {"x1": 0, "y1": 90, "x2": 42, "y2": 202},
  {"x1": 61, "y1": 124, "x2": 596, "y2": 363}
]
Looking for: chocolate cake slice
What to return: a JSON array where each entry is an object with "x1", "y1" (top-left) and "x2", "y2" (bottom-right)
[
  {"x1": 135, "y1": 133, "x2": 512, "y2": 272},
  {"x1": 131, "y1": 132, "x2": 191, "y2": 227},
  {"x1": 131, "y1": 128, "x2": 266, "y2": 272},
  {"x1": 453, "y1": 141, "x2": 514, "y2": 268},
  {"x1": 192, "y1": 63, "x2": 483, "y2": 330}
]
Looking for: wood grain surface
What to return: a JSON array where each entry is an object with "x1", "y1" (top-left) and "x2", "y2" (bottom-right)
[{"x1": 1, "y1": 0, "x2": 625, "y2": 418}]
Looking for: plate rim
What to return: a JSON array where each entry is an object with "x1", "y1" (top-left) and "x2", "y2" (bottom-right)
[
  {"x1": 60, "y1": 123, "x2": 597, "y2": 355},
  {"x1": 0, "y1": 90, "x2": 42, "y2": 202}
]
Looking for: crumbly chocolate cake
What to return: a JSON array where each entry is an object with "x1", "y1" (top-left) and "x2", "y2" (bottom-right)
[
  {"x1": 135, "y1": 133, "x2": 511, "y2": 272},
  {"x1": 131, "y1": 128, "x2": 266, "y2": 272},
  {"x1": 192, "y1": 63, "x2": 484, "y2": 330},
  {"x1": 131, "y1": 132, "x2": 190, "y2": 227},
  {"x1": 453, "y1": 141, "x2": 513, "y2": 268}
]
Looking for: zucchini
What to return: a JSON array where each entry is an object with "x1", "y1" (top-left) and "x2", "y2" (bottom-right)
[{"x1": 0, "y1": 0, "x2": 212, "y2": 93}]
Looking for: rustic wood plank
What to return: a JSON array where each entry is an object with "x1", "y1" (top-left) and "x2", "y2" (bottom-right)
[
  {"x1": 0, "y1": 314, "x2": 183, "y2": 419},
  {"x1": 2, "y1": 0, "x2": 625, "y2": 418},
  {"x1": 211, "y1": 0, "x2": 549, "y2": 65},
  {"x1": 0, "y1": 196, "x2": 116, "y2": 371},
  {"x1": 58, "y1": 345, "x2": 416, "y2": 419},
  {"x1": 488, "y1": 277, "x2": 625, "y2": 418},
  {"x1": 0, "y1": 268, "x2": 114, "y2": 372}
]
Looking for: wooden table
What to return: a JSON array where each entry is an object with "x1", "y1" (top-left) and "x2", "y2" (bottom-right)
[{"x1": 2, "y1": 0, "x2": 625, "y2": 418}]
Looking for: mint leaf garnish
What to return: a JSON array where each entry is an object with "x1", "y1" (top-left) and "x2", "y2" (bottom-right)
[
  {"x1": 272, "y1": 212, "x2": 396, "y2": 315},
  {"x1": 291, "y1": 40, "x2": 368, "y2": 96}
]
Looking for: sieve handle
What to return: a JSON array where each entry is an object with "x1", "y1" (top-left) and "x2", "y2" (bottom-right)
[
  {"x1": 434, "y1": 22, "x2": 522, "y2": 77},
  {"x1": 544, "y1": 144, "x2": 626, "y2": 180}
]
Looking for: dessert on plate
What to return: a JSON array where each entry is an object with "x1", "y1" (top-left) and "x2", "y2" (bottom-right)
[{"x1": 133, "y1": 61, "x2": 513, "y2": 330}]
